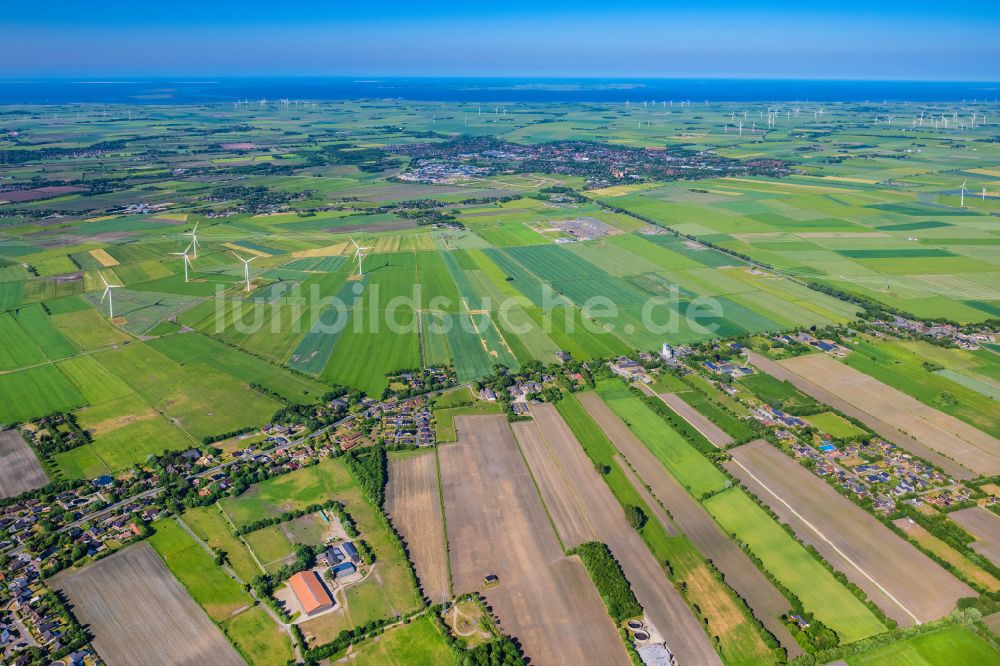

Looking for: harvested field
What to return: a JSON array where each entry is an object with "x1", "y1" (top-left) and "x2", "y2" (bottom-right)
[
  {"x1": 88, "y1": 248, "x2": 120, "y2": 267},
  {"x1": 576, "y1": 392, "x2": 803, "y2": 657},
  {"x1": 950, "y1": 507, "x2": 1000, "y2": 567},
  {"x1": 727, "y1": 440, "x2": 973, "y2": 625},
  {"x1": 658, "y1": 392, "x2": 734, "y2": 447},
  {"x1": 439, "y1": 414, "x2": 629, "y2": 666},
  {"x1": 52, "y1": 544, "x2": 243, "y2": 666},
  {"x1": 0, "y1": 430, "x2": 47, "y2": 498},
  {"x1": 778, "y1": 353, "x2": 1000, "y2": 476},
  {"x1": 385, "y1": 451, "x2": 449, "y2": 603},
  {"x1": 513, "y1": 404, "x2": 723, "y2": 665},
  {"x1": 746, "y1": 351, "x2": 978, "y2": 480}
]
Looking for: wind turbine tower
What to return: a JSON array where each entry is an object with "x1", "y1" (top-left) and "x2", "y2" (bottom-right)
[
  {"x1": 98, "y1": 272, "x2": 122, "y2": 318},
  {"x1": 232, "y1": 252, "x2": 257, "y2": 292},
  {"x1": 183, "y1": 223, "x2": 200, "y2": 259},
  {"x1": 350, "y1": 238, "x2": 372, "y2": 277},
  {"x1": 171, "y1": 243, "x2": 194, "y2": 283}
]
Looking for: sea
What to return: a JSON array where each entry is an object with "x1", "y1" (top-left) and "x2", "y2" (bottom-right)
[{"x1": 0, "y1": 78, "x2": 998, "y2": 106}]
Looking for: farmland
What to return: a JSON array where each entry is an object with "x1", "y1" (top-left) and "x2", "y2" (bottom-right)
[
  {"x1": 512, "y1": 403, "x2": 751, "y2": 665},
  {"x1": 726, "y1": 440, "x2": 973, "y2": 625},
  {"x1": 778, "y1": 353, "x2": 1000, "y2": 476},
  {"x1": 3, "y1": 92, "x2": 1000, "y2": 666},
  {"x1": 439, "y1": 414, "x2": 631, "y2": 666},
  {"x1": 0, "y1": 430, "x2": 48, "y2": 497},
  {"x1": 385, "y1": 450, "x2": 450, "y2": 602},
  {"x1": 52, "y1": 544, "x2": 244, "y2": 666},
  {"x1": 574, "y1": 390, "x2": 805, "y2": 657}
]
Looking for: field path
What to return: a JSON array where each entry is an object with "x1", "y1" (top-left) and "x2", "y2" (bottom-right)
[
  {"x1": 727, "y1": 440, "x2": 974, "y2": 625},
  {"x1": 514, "y1": 403, "x2": 723, "y2": 665},
  {"x1": 746, "y1": 351, "x2": 979, "y2": 480},
  {"x1": 576, "y1": 391, "x2": 803, "y2": 657},
  {"x1": 440, "y1": 414, "x2": 630, "y2": 666}
]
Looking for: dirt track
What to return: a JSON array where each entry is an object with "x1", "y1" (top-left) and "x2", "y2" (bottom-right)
[
  {"x1": 513, "y1": 405, "x2": 722, "y2": 665},
  {"x1": 439, "y1": 414, "x2": 629, "y2": 666},
  {"x1": 0, "y1": 430, "x2": 48, "y2": 498},
  {"x1": 385, "y1": 451, "x2": 450, "y2": 603},
  {"x1": 950, "y1": 507, "x2": 1000, "y2": 567},
  {"x1": 52, "y1": 544, "x2": 243, "y2": 666},
  {"x1": 576, "y1": 392, "x2": 802, "y2": 657},
  {"x1": 745, "y1": 351, "x2": 981, "y2": 480},
  {"x1": 727, "y1": 440, "x2": 973, "y2": 625}
]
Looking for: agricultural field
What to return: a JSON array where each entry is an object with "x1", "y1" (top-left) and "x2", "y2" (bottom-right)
[
  {"x1": 0, "y1": 429, "x2": 48, "y2": 497},
  {"x1": 439, "y1": 414, "x2": 631, "y2": 666},
  {"x1": 779, "y1": 352, "x2": 1000, "y2": 476},
  {"x1": 842, "y1": 338, "x2": 1000, "y2": 439},
  {"x1": 343, "y1": 615, "x2": 454, "y2": 666},
  {"x1": 574, "y1": 390, "x2": 805, "y2": 658},
  {"x1": 52, "y1": 544, "x2": 244, "y2": 666},
  {"x1": 385, "y1": 451, "x2": 450, "y2": 603},
  {"x1": 4, "y1": 94, "x2": 1000, "y2": 666},
  {"x1": 512, "y1": 403, "x2": 753, "y2": 664},
  {"x1": 726, "y1": 440, "x2": 973, "y2": 625},
  {"x1": 844, "y1": 625, "x2": 999, "y2": 666},
  {"x1": 703, "y1": 488, "x2": 887, "y2": 644}
]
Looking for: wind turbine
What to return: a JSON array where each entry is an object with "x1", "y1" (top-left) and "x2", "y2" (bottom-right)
[
  {"x1": 983, "y1": 187, "x2": 988, "y2": 201},
  {"x1": 98, "y1": 272, "x2": 122, "y2": 318},
  {"x1": 231, "y1": 252, "x2": 256, "y2": 292},
  {"x1": 171, "y1": 243, "x2": 194, "y2": 282},
  {"x1": 350, "y1": 237, "x2": 372, "y2": 277},
  {"x1": 183, "y1": 223, "x2": 199, "y2": 259},
  {"x1": 960, "y1": 179, "x2": 969, "y2": 207}
]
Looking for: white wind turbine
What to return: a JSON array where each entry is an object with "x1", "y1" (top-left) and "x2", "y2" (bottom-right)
[
  {"x1": 350, "y1": 237, "x2": 372, "y2": 277},
  {"x1": 171, "y1": 243, "x2": 194, "y2": 282},
  {"x1": 183, "y1": 223, "x2": 200, "y2": 259},
  {"x1": 231, "y1": 252, "x2": 257, "y2": 292},
  {"x1": 98, "y1": 271, "x2": 122, "y2": 318},
  {"x1": 960, "y1": 179, "x2": 969, "y2": 207}
]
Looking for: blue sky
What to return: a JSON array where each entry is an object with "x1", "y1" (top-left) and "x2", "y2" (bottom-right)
[{"x1": 3, "y1": 1, "x2": 998, "y2": 79}]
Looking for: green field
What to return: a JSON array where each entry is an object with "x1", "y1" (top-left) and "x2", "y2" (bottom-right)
[
  {"x1": 222, "y1": 606, "x2": 295, "y2": 666},
  {"x1": 148, "y1": 518, "x2": 253, "y2": 621},
  {"x1": 805, "y1": 412, "x2": 867, "y2": 439},
  {"x1": 704, "y1": 488, "x2": 886, "y2": 644},
  {"x1": 595, "y1": 379, "x2": 729, "y2": 497},
  {"x1": 218, "y1": 458, "x2": 356, "y2": 528},
  {"x1": 738, "y1": 372, "x2": 820, "y2": 413},
  {"x1": 844, "y1": 625, "x2": 998, "y2": 665},
  {"x1": 345, "y1": 615, "x2": 454, "y2": 666}
]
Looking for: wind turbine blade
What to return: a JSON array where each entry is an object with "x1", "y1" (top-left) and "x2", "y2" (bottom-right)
[
  {"x1": 101, "y1": 287, "x2": 109, "y2": 303},
  {"x1": 350, "y1": 237, "x2": 360, "y2": 250},
  {"x1": 98, "y1": 271, "x2": 110, "y2": 288}
]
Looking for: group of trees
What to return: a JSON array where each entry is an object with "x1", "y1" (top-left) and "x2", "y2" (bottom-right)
[
  {"x1": 345, "y1": 445, "x2": 388, "y2": 509},
  {"x1": 570, "y1": 542, "x2": 642, "y2": 623}
]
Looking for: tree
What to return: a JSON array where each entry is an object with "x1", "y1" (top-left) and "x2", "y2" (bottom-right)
[{"x1": 624, "y1": 505, "x2": 648, "y2": 530}]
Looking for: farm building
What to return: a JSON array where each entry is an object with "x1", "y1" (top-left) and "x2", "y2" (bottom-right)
[
  {"x1": 331, "y1": 561, "x2": 357, "y2": 579},
  {"x1": 342, "y1": 541, "x2": 361, "y2": 563},
  {"x1": 288, "y1": 570, "x2": 335, "y2": 615}
]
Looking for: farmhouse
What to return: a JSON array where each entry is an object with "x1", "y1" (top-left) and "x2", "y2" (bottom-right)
[{"x1": 288, "y1": 570, "x2": 336, "y2": 616}]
